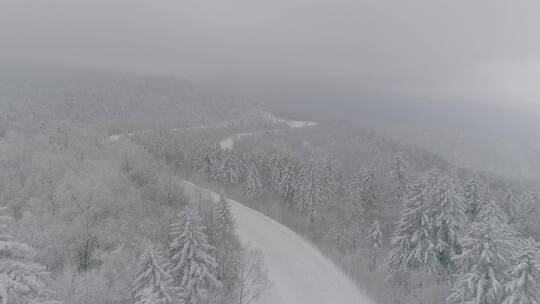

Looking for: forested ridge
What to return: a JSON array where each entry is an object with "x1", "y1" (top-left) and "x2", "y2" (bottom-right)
[{"x1": 0, "y1": 69, "x2": 539, "y2": 304}]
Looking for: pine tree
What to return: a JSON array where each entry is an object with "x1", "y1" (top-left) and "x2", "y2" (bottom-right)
[
  {"x1": 270, "y1": 156, "x2": 286, "y2": 192},
  {"x1": 502, "y1": 190, "x2": 518, "y2": 224},
  {"x1": 0, "y1": 207, "x2": 60, "y2": 304},
  {"x1": 387, "y1": 176, "x2": 437, "y2": 275},
  {"x1": 390, "y1": 152, "x2": 411, "y2": 200},
  {"x1": 219, "y1": 152, "x2": 242, "y2": 185},
  {"x1": 366, "y1": 219, "x2": 383, "y2": 271},
  {"x1": 169, "y1": 210, "x2": 218, "y2": 304},
  {"x1": 133, "y1": 244, "x2": 173, "y2": 304},
  {"x1": 195, "y1": 142, "x2": 222, "y2": 179},
  {"x1": 294, "y1": 161, "x2": 327, "y2": 221},
  {"x1": 463, "y1": 178, "x2": 483, "y2": 223},
  {"x1": 194, "y1": 142, "x2": 212, "y2": 175},
  {"x1": 517, "y1": 192, "x2": 540, "y2": 238},
  {"x1": 479, "y1": 200, "x2": 509, "y2": 226},
  {"x1": 448, "y1": 220, "x2": 514, "y2": 304},
  {"x1": 277, "y1": 160, "x2": 297, "y2": 202},
  {"x1": 428, "y1": 174, "x2": 464, "y2": 275},
  {"x1": 320, "y1": 158, "x2": 338, "y2": 200},
  {"x1": 350, "y1": 170, "x2": 380, "y2": 221},
  {"x1": 214, "y1": 196, "x2": 241, "y2": 294},
  {"x1": 502, "y1": 239, "x2": 540, "y2": 304},
  {"x1": 245, "y1": 164, "x2": 263, "y2": 199}
]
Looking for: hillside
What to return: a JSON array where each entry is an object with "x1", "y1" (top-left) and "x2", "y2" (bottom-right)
[{"x1": 253, "y1": 87, "x2": 540, "y2": 182}]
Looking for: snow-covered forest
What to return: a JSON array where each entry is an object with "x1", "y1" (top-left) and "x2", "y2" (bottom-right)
[{"x1": 0, "y1": 68, "x2": 538, "y2": 304}]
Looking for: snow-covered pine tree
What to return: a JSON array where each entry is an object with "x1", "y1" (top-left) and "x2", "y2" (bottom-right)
[
  {"x1": 463, "y1": 178, "x2": 483, "y2": 223},
  {"x1": 390, "y1": 151, "x2": 411, "y2": 200},
  {"x1": 169, "y1": 209, "x2": 219, "y2": 304},
  {"x1": 133, "y1": 244, "x2": 173, "y2": 304},
  {"x1": 448, "y1": 217, "x2": 515, "y2": 304},
  {"x1": 215, "y1": 195, "x2": 235, "y2": 239},
  {"x1": 254, "y1": 151, "x2": 272, "y2": 186},
  {"x1": 270, "y1": 156, "x2": 288, "y2": 193},
  {"x1": 428, "y1": 174, "x2": 464, "y2": 276},
  {"x1": 277, "y1": 159, "x2": 297, "y2": 202},
  {"x1": 219, "y1": 152, "x2": 242, "y2": 185},
  {"x1": 195, "y1": 142, "x2": 222, "y2": 179},
  {"x1": 350, "y1": 170, "x2": 379, "y2": 221},
  {"x1": 502, "y1": 239, "x2": 540, "y2": 304},
  {"x1": 479, "y1": 200, "x2": 509, "y2": 226},
  {"x1": 194, "y1": 142, "x2": 212, "y2": 175},
  {"x1": 320, "y1": 157, "x2": 338, "y2": 200},
  {"x1": 245, "y1": 163, "x2": 263, "y2": 199},
  {"x1": 209, "y1": 145, "x2": 225, "y2": 182},
  {"x1": 502, "y1": 190, "x2": 519, "y2": 224},
  {"x1": 214, "y1": 195, "x2": 241, "y2": 294},
  {"x1": 0, "y1": 207, "x2": 60, "y2": 304},
  {"x1": 366, "y1": 219, "x2": 383, "y2": 271},
  {"x1": 517, "y1": 192, "x2": 540, "y2": 238},
  {"x1": 387, "y1": 176, "x2": 437, "y2": 276},
  {"x1": 294, "y1": 161, "x2": 327, "y2": 222}
]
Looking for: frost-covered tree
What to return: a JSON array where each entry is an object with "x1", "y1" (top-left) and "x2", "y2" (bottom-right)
[
  {"x1": 219, "y1": 152, "x2": 242, "y2": 185},
  {"x1": 517, "y1": 192, "x2": 540, "y2": 238},
  {"x1": 215, "y1": 195, "x2": 235, "y2": 239},
  {"x1": 294, "y1": 161, "x2": 327, "y2": 221},
  {"x1": 169, "y1": 210, "x2": 218, "y2": 304},
  {"x1": 213, "y1": 195, "x2": 241, "y2": 293},
  {"x1": 479, "y1": 200, "x2": 509, "y2": 226},
  {"x1": 320, "y1": 157, "x2": 338, "y2": 200},
  {"x1": 366, "y1": 219, "x2": 383, "y2": 271},
  {"x1": 245, "y1": 164, "x2": 263, "y2": 199},
  {"x1": 428, "y1": 175, "x2": 464, "y2": 275},
  {"x1": 502, "y1": 240, "x2": 540, "y2": 304},
  {"x1": 390, "y1": 152, "x2": 411, "y2": 200},
  {"x1": 448, "y1": 220, "x2": 514, "y2": 304},
  {"x1": 277, "y1": 160, "x2": 297, "y2": 202},
  {"x1": 195, "y1": 142, "x2": 221, "y2": 178},
  {"x1": 463, "y1": 178, "x2": 483, "y2": 223},
  {"x1": 234, "y1": 249, "x2": 270, "y2": 304},
  {"x1": 502, "y1": 190, "x2": 519, "y2": 224},
  {"x1": 387, "y1": 176, "x2": 437, "y2": 276},
  {"x1": 350, "y1": 170, "x2": 379, "y2": 221},
  {"x1": 0, "y1": 207, "x2": 60, "y2": 304},
  {"x1": 133, "y1": 244, "x2": 173, "y2": 304},
  {"x1": 270, "y1": 156, "x2": 287, "y2": 192}
]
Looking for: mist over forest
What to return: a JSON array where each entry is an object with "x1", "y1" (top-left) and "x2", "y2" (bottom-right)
[{"x1": 2, "y1": 1, "x2": 540, "y2": 304}]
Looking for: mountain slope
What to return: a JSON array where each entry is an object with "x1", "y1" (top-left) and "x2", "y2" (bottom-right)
[
  {"x1": 254, "y1": 87, "x2": 540, "y2": 182},
  {"x1": 181, "y1": 180, "x2": 371, "y2": 304}
]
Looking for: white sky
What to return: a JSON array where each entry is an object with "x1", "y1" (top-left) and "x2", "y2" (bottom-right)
[{"x1": 2, "y1": 0, "x2": 540, "y2": 113}]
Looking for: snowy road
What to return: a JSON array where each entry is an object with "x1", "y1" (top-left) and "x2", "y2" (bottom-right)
[
  {"x1": 108, "y1": 112, "x2": 370, "y2": 304},
  {"x1": 218, "y1": 111, "x2": 318, "y2": 150},
  {"x1": 181, "y1": 181, "x2": 371, "y2": 304}
]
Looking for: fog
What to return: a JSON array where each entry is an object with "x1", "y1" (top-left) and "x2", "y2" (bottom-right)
[{"x1": 2, "y1": 0, "x2": 540, "y2": 113}]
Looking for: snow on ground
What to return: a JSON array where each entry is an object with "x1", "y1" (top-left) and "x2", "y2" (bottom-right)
[
  {"x1": 181, "y1": 181, "x2": 372, "y2": 304},
  {"x1": 219, "y1": 112, "x2": 318, "y2": 150},
  {"x1": 261, "y1": 110, "x2": 318, "y2": 129},
  {"x1": 109, "y1": 110, "x2": 317, "y2": 144},
  {"x1": 107, "y1": 112, "x2": 372, "y2": 304},
  {"x1": 219, "y1": 132, "x2": 254, "y2": 150}
]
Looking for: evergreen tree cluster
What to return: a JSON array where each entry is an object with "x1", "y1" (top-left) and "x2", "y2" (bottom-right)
[
  {"x1": 386, "y1": 154, "x2": 540, "y2": 304},
  {"x1": 133, "y1": 196, "x2": 268, "y2": 304}
]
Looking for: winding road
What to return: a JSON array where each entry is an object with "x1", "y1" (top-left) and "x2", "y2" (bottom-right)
[{"x1": 108, "y1": 111, "x2": 372, "y2": 304}]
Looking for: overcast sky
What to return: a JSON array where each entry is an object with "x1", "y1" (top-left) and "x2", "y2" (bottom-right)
[{"x1": 2, "y1": 0, "x2": 540, "y2": 113}]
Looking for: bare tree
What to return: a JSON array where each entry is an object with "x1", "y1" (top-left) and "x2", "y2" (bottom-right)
[{"x1": 234, "y1": 249, "x2": 271, "y2": 304}]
